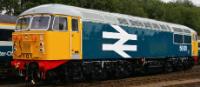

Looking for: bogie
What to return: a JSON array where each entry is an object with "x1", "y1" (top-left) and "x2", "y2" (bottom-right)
[{"x1": 29, "y1": 57, "x2": 194, "y2": 83}]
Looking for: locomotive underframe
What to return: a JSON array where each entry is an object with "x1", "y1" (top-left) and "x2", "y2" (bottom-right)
[
  {"x1": 16, "y1": 57, "x2": 194, "y2": 84},
  {"x1": 0, "y1": 61, "x2": 14, "y2": 78}
]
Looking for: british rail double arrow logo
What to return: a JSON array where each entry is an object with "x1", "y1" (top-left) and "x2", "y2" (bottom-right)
[{"x1": 102, "y1": 25, "x2": 137, "y2": 58}]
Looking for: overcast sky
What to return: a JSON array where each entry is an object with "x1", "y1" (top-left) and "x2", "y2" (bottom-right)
[{"x1": 160, "y1": 0, "x2": 200, "y2": 6}]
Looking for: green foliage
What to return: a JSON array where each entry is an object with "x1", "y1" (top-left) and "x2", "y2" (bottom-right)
[{"x1": 1, "y1": 0, "x2": 200, "y2": 33}]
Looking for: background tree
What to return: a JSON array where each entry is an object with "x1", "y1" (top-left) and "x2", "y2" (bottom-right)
[{"x1": 0, "y1": 0, "x2": 200, "y2": 33}]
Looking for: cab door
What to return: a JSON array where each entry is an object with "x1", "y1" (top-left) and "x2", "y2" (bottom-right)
[
  {"x1": 192, "y1": 33, "x2": 198, "y2": 56},
  {"x1": 192, "y1": 33, "x2": 198, "y2": 64},
  {"x1": 69, "y1": 16, "x2": 82, "y2": 59}
]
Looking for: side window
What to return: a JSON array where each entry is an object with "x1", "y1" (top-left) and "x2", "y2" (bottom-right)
[
  {"x1": 53, "y1": 17, "x2": 68, "y2": 31},
  {"x1": 184, "y1": 35, "x2": 191, "y2": 43},
  {"x1": 174, "y1": 34, "x2": 183, "y2": 43},
  {"x1": 72, "y1": 19, "x2": 78, "y2": 31}
]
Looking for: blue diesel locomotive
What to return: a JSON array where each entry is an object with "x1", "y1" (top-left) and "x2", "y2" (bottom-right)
[
  {"x1": 0, "y1": 15, "x2": 16, "y2": 77},
  {"x1": 11, "y1": 4, "x2": 198, "y2": 83}
]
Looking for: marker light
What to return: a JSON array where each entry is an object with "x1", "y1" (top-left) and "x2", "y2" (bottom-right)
[
  {"x1": 32, "y1": 35, "x2": 37, "y2": 41},
  {"x1": 12, "y1": 36, "x2": 17, "y2": 41},
  {"x1": 17, "y1": 36, "x2": 22, "y2": 40}
]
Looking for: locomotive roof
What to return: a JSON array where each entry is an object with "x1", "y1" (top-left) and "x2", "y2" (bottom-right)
[
  {"x1": 0, "y1": 15, "x2": 16, "y2": 30},
  {"x1": 0, "y1": 15, "x2": 16, "y2": 23},
  {"x1": 20, "y1": 4, "x2": 196, "y2": 34}
]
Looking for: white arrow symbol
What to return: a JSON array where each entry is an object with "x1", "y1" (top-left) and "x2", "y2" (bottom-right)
[{"x1": 102, "y1": 25, "x2": 137, "y2": 58}]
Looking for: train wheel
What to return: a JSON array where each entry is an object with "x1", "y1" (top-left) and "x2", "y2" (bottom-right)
[
  {"x1": 93, "y1": 68, "x2": 107, "y2": 80},
  {"x1": 174, "y1": 61, "x2": 184, "y2": 71},
  {"x1": 73, "y1": 65, "x2": 84, "y2": 81},
  {"x1": 25, "y1": 63, "x2": 40, "y2": 86},
  {"x1": 89, "y1": 63, "x2": 107, "y2": 80},
  {"x1": 114, "y1": 63, "x2": 130, "y2": 78},
  {"x1": 185, "y1": 58, "x2": 194, "y2": 70},
  {"x1": 183, "y1": 59, "x2": 191, "y2": 70}
]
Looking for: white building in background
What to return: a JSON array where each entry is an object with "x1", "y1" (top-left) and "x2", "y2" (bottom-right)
[
  {"x1": 1, "y1": 10, "x2": 7, "y2": 15},
  {"x1": 160, "y1": 0, "x2": 200, "y2": 6}
]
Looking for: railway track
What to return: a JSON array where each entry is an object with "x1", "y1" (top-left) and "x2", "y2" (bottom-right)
[{"x1": 1, "y1": 65, "x2": 200, "y2": 87}]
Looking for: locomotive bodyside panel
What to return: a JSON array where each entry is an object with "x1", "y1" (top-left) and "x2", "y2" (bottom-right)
[
  {"x1": 82, "y1": 22, "x2": 192, "y2": 59},
  {"x1": 0, "y1": 46, "x2": 12, "y2": 61},
  {"x1": 45, "y1": 31, "x2": 71, "y2": 60},
  {"x1": 192, "y1": 33, "x2": 198, "y2": 64}
]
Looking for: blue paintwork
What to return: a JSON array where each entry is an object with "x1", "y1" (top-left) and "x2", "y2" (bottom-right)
[
  {"x1": 0, "y1": 46, "x2": 12, "y2": 61},
  {"x1": 82, "y1": 21, "x2": 192, "y2": 60}
]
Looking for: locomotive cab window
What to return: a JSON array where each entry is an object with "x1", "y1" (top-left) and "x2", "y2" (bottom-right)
[
  {"x1": 30, "y1": 15, "x2": 50, "y2": 30},
  {"x1": 53, "y1": 17, "x2": 68, "y2": 31},
  {"x1": 72, "y1": 18, "x2": 78, "y2": 31},
  {"x1": 16, "y1": 17, "x2": 31, "y2": 30}
]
